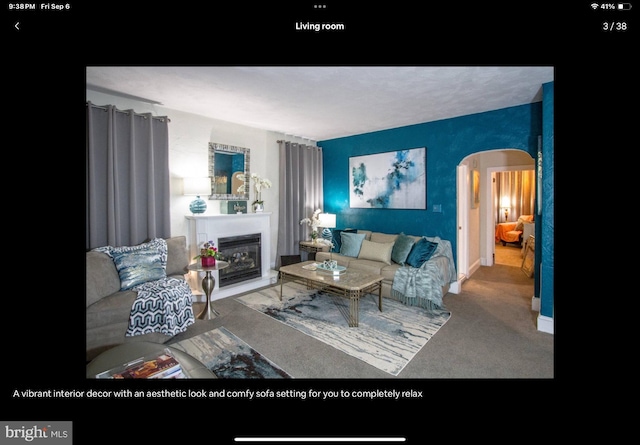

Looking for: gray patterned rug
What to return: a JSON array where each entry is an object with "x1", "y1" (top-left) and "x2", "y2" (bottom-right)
[
  {"x1": 171, "y1": 326, "x2": 291, "y2": 378},
  {"x1": 236, "y1": 282, "x2": 451, "y2": 376}
]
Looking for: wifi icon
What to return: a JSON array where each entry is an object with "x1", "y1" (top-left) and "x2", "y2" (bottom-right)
[{"x1": 591, "y1": 2, "x2": 599, "y2": 9}]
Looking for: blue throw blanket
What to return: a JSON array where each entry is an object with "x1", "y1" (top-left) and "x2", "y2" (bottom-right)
[
  {"x1": 391, "y1": 237, "x2": 457, "y2": 312},
  {"x1": 126, "y1": 277, "x2": 195, "y2": 337}
]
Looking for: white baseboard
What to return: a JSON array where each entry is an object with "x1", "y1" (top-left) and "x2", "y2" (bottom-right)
[
  {"x1": 531, "y1": 296, "x2": 540, "y2": 311},
  {"x1": 531, "y1": 297, "x2": 553, "y2": 334},
  {"x1": 537, "y1": 314, "x2": 554, "y2": 334}
]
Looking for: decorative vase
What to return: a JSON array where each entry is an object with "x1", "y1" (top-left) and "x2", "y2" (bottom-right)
[
  {"x1": 253, "y1": 202, "x2": 264, "y2": 213},
  {"x1": 201, "y1": 256, "x2": 216, "y2": 267},
  {"x1": 189, "y1": 196, "x2": 207, "y2": 214}
]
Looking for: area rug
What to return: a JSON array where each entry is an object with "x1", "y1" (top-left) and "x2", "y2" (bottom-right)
[
  {"x1": 235, "y1": 282, "x2": 451, "y2": 376},
  {"x1": 171, "y1": 326, "x2": 291, "y2": 378}
]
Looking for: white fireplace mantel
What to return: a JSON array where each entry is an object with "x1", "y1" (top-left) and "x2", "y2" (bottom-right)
[{"x1": 185, "y1": 213, "x2": 277, "y2": 301}]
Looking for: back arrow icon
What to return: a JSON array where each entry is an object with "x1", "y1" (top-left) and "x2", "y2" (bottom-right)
[{"x1": 15, "y1": 22, "x2": 20, "y2": 30}]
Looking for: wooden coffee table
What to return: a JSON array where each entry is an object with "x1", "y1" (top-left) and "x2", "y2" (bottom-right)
[{"x1": 278, "y1": 260, "x2": 383, "y2": 327}]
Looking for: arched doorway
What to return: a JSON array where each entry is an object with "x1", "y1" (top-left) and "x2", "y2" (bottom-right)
[{"x1": 456, "y1": 149, "x2": 535, "y2": 286}]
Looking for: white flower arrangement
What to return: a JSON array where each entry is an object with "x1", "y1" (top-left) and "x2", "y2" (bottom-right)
[
  {"x1": 237, "y1": 173, "x2": 272, "y2": 204},
  {"x1": 300, "y1": 208, "x2": 322, "y2": 239}
]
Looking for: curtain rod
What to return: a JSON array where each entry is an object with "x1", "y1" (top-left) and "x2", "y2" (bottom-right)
[
  {"x1": 277, "y1": 140, "x2": 320, "y2": 148},
  {"x1": 86, "y1": 102, "x2": 170, "y2": 122}
]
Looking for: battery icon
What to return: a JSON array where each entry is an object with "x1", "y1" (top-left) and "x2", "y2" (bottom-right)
[{"x1": 618, "y1": 3, "x2": 632, "y2": 9}]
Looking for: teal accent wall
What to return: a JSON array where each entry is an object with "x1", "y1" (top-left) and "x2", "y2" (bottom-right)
[
  {"x1": 539, "y1": 81, "x2": 554, "y2": 318},
  {"x1": 319, "y1": 102, "x2": 543, "y2": 265}
]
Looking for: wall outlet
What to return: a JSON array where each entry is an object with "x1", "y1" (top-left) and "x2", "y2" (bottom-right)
[{"x1": 432, "y1": 204, "x2": 442, "y2": 212}]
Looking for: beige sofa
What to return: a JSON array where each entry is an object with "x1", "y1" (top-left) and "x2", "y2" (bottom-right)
[
  {"x1": 86, "y1": 236, "x2": 191, "y2": 362},
  {"x1": 315, "y1": 230, "x2": 454, "y2": 301}
]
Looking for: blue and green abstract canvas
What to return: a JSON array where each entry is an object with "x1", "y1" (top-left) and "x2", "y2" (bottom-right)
[{"x1": 349, "y1": 147, "x2": 426, "y2": 209}]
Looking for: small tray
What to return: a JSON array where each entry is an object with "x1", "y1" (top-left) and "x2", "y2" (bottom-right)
[{"x1": 315, "y1": 263, "x2": 347, "y2": 275}]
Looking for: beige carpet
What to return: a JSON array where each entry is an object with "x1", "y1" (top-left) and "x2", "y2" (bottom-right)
[{"x1": 494, "y1": 242, "x2": 523, "y2": 267}]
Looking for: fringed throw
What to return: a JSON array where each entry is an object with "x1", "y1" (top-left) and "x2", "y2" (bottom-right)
[{"x1": 391, "y1": 237, "x2": 457, "y2": 313}]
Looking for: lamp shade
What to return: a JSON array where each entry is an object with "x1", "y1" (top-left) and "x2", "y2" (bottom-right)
[
  {"x1": 183, "y1": 177, "x2": 211, "y2": 196},
  {"x1": 318, "y1": 213, "x2": 336, "y2": 228}
]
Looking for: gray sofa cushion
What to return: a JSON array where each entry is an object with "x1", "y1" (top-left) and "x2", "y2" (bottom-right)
[
  {"x1": 166, "y1": 236, "x2": 189, "y2": 276},
  {"x1": 370, "y1": 232, "x2": 398, "y2": 244},
  {"x1": 86, "y1": 251, "x2": 121, "y2": 308},
  {"x1": 86, "y1": 289, "x2": 138, "y2": 329}
]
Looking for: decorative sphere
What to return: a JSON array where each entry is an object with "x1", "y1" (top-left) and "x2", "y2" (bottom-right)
[
  {"x1": 189, "y1": 196, "x2": 207, "y2": 214},
  {"x1": 322, "y1": 228, "x2": 332, "y2": 240}
]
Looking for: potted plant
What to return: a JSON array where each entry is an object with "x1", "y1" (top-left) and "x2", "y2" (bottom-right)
[
  {"x1": 237, "y1": 173, "x2": 272, "y2": 212},
  {"x1": 193, "y1": 240, "x2": 220, "y2": 267},
  {"x1": 300, "y1": 208, "x2": 322, "y2": 244}
]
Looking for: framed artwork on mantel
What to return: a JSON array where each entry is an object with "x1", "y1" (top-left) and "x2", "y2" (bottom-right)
[{"x1": 349, "y1": 147, "x2": 426, "y2": 209}]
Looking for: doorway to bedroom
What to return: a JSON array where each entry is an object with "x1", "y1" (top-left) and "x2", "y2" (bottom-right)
[
  {"x1": 492, "y1": 169, "x2": 535, "y2": 267},
  {"x1": 456, "y1": 148, "x2": 536, "y2": 285}
]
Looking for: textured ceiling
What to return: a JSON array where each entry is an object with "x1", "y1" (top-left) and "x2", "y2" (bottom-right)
[{"x1": 86, "y1": 66, "x2": 554, "y2": 141}]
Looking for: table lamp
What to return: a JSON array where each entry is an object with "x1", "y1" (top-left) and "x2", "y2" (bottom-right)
[
  {"x1": 184, "y1": 177, "x2": 211, "y2": 214},
  {"x1": 318, "y1": 213, "x2": 336, "y2": 241},
  {"x1": 500, "y1": 196, "x2": 510, "y2": 222}
]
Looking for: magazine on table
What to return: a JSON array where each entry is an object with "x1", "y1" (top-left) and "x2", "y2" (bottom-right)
[{"x1": 95, "y1": 348, "x2": 186, "y2": 379}]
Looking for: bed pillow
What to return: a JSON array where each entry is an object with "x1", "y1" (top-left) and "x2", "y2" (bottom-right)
[
  {"x1": 405, "y1": 237, "x2": 438, "y2": 268},
  {"x1": 340, "y1": 232, "x2": 366, "y2": 257},
  {"x1": 358, "y1": 240, "x2": 394, "y2": 265},
  {"x1": 332, "y1": 228, "x2": 357, "y2": 252},
  {"x1": 513, "y1": 215, "x2": 533, "y2": 232},
  {"x1": 515, "y1": 215, "x2": 534, "y2": 231},
  {"x1": 107, "y1": 238, "x2": 168, "y2": 290},
  {"x1": 391, "y1": 232, "x2": 416, "y2": 265}
]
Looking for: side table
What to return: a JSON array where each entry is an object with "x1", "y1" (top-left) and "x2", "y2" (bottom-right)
[
  {"x1": 299, "y1": 241, "x2": 328, "y2": 261},
  {"x1": 187, "y1": 261, "x2": 229, "y2": 319}
]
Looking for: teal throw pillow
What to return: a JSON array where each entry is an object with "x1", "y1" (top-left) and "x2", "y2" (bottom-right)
[
  {"x1": 391, "y1": 232, "x2": 416, "y2": 265},
  {"x1": 340, "y1": 232, "x2": 366, "y2": 257},
  {"x1": 405, "y1": 237, "x2": 438, "y2": 268},
  {"x1": 332, "y1": 228, "x2": 357, "y2": 252},
  {"x1": 107, "y1": 238, "x2": 168, "y2": 290}
]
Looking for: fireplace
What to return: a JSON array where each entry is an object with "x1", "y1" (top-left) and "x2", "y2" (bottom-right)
[
  {"x1": 187, "y1": 213, "x2": 276, "y2": 300},
  {"x1": 217, "y1": 233, "x2": 262, "y2": 287}
]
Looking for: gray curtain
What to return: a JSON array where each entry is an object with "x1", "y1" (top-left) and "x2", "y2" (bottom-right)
[
  {"x1": 86, "y1": 101, "x2": 171, "y2": 250},
  {"x1": 275, "y1": 141, "x2": 323, "y2": 267}
]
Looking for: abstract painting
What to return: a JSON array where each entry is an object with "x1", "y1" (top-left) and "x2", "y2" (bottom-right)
[{"x1": 349, "y1": 147, "x2": 426, "y2": 209}]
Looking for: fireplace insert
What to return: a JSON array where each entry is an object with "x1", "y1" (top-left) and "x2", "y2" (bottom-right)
[{"x1": 217, "y1": 233, "x2": 261, "y2": 287}]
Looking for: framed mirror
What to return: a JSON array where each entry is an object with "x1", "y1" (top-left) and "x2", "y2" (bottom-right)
[{"x1": 208, "y1": 142, "x2": 250, "y2": 200}]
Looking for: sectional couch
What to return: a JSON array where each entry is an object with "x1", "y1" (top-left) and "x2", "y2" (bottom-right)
[{"x1": 86, "y1": 236, "x2": 192, "y2": 362}]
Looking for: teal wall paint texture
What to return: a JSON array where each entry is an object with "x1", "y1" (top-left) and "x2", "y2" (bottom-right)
[
  {"x1": 320, "y1": 102, "x2": 543, "y2": 266},
  {"x1": 540, "y1": 81, "x2": 554, "y2": 319}
]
